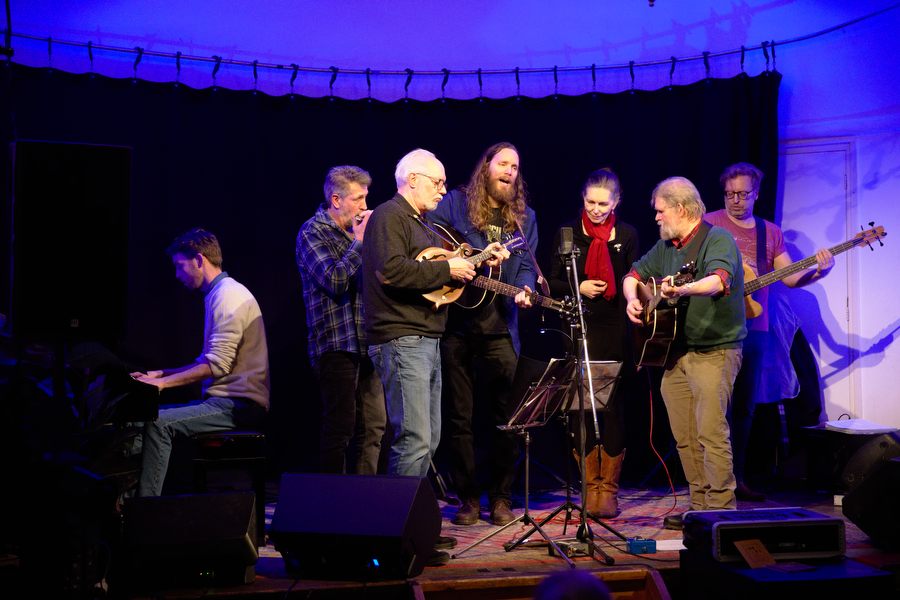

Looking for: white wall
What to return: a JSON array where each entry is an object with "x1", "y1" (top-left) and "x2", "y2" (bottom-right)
[{"x1": 6, "y1": 0, "x2": 900, "y2": 423}]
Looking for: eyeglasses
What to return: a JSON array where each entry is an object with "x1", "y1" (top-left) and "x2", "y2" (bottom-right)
[
  {"x1": 724, "y1": 190, "x2": 755, "y2": 200},
  {"x1": 414, "y1": 172, "x2": 446, "y2": 190}
]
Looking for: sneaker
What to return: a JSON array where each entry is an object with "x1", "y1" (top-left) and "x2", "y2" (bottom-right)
[
  {"x1": 424, "y1": 549, "x2": 450, "y2": 567},
  {"x1": 434, "y1": 535, "x2": 457, "y2": 550},
  {"x1": 452, "y1": 500, "x2": 481, "y2": 525},
  {"x1": 490, "y1": 499, "x2": 516, "y2": 526}
]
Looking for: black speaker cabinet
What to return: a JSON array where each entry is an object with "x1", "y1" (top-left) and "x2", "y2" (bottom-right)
[
  {"x1": 9, "y1": 140, "x2": 131, "y2": 344},
  {"x1": 122, "y1": 491, "x2": 258, "y2": 588},
  {"x1": 843, "y1": 456, "x2": 900, "y2": 550},
  {"x1": 840, "y1": 431, "x2": 900, "y2": 490},
  {"x1": 271, "y1": 473, "x2": 441, "y2": 580}
]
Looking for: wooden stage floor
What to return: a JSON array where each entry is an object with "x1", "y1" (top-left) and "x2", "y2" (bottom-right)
[{"x1": 123, "y1": 481, "x2": 900, "y2": 599}]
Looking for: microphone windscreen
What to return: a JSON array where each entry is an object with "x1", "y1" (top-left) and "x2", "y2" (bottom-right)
[{"x1": 558, "y1": 227, "x2": 574, "y2": 256}]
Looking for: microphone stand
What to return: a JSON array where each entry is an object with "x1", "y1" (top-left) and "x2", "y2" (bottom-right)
[{"x1": 561, "y1": 240, "x2": 627, "y2": 561}]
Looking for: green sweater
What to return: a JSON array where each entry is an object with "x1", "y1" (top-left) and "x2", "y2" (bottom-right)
[{"x1": 632, "y1": 225, "x2": 746, "y2": 351}]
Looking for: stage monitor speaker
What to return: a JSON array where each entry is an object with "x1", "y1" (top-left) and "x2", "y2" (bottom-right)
[
  {"x1": 9, "y1": 140, "x2": 131, "y2": 345},
  {"x1": 270, "y1": 473, "x2": 441, "y2": 580},
  {"x1": 843, "y1": 456, "x2": 900, "y2": 550},
  {"x1": 840, "y1": 431, "x2": 900, "y2": 490},
  {"x1": 122, "y1": 491, "x2": 258, "y2": 588}
]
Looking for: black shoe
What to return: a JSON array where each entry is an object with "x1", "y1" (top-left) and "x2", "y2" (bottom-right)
[
  {"x1": 735, "y1": 481, "x2": 766, "y2": 502},
  {"x1": 424, "y1": 549, "x2": 450, "y2": 567},
  {"x1": 452, "y1": 500, "x2": 481, "y2": 525},
  {"x1": 434, "y1": 535, "x2": 457, "y2": 550},
  {"x1": 663, "y1": 514, "x2": 684, "y2": 530}
]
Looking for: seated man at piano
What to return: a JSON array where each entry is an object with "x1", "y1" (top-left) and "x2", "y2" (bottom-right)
[
  {"x1": 130, "y1": 228, "x2": 270, "y2": 497},
  {"x1": 623, "y1": 177, "x2": 746, "y2": 530}
]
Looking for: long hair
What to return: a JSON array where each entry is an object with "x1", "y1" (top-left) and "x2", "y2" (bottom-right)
[{"x1": 463, "y1": 142, "x2": 528, "y2": 233}]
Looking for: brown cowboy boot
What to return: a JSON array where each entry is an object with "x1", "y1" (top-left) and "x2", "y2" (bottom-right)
[
  {"x1": 573, "y1": 446, "x2": 603, "y2": 516},
  {"x1": 593, "y1": 447, "x2": 625, "y2": 518}
]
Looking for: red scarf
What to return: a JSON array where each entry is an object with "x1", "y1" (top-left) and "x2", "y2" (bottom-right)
[{"x1": 581, "y1": 210, "x2": 617, "y2": 301}]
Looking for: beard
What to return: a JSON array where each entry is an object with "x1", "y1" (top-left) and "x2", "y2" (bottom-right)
[
  {"x1": 487, "y1": 178, "x2": 516, "y2": 205},
  {"x1": 727, "y1": 205, "x2": 749, "y2": 220},
  {"x1": 659, "y1": 222, "x2": 676, "y2": 241}
]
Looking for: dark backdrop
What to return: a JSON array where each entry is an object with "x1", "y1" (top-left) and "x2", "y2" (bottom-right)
[{"x1": 0, "y1": 63, "x2": 780, "y2": 481}]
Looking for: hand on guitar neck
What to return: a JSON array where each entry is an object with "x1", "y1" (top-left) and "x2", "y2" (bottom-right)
[
  {"x1": 419, "y1": 238, "x2": 522, "y2": 309},
  {"x1": 625, "y1": 262, "x2": 697, "y2": 368},
  {"x1": 446, "y1": 241, "x2": 508, "y2": 282}
]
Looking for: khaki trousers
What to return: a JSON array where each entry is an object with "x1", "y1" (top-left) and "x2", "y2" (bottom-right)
[{"x1": 661, "y1": 347, "x2": 743, "y2": 510}]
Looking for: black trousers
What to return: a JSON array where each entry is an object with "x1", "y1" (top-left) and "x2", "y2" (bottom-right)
[
  {"x1": 441, "y1": 332, "x2": 519, "y2": 504},
  {"x1": 316, "y1": 351, "x2": 386, "y2": 475}
]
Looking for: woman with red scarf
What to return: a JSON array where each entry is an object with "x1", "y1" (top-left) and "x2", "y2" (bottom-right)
[{"x1": 548, "y1": 168, "x2": 639, "y2": 518}]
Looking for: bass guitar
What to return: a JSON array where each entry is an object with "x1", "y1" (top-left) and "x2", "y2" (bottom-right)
[
  {"x1": 743, "y1": 224, "x2": 886, "y2": 319},
  {"x1": 633, "y1": 262, "x2": 697, "y2": 368}
]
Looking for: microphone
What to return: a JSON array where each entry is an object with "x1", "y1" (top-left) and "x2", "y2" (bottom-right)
[{"x1": 558, "y1": 227, "x2": 573, "y2": 256}]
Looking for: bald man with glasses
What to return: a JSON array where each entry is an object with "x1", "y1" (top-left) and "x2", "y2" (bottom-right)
[{"x1": 361, "y1": 148, "x2": 508, "y2": 564}]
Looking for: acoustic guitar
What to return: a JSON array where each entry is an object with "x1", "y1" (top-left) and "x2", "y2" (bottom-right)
[
  {"x1": 633, "y1": 262, "x2": 697, "y2": 368},
  {"x1": 743, "y1": 224, "x2": 886, "y2": 319},
  {"x1": 468, "y1": 275, "x2": 574, "y2": 316}
]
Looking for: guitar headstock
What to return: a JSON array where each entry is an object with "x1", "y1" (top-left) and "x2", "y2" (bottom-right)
[
  {"x1": 856, "y1": 224, "x2": 887, "y2": 248},
  {"x1": 504, "y1": 235, "x2": 526, "y2": 253},
  {"x1": 672, "y1": 261, "x2": 698, "y2": 286}
]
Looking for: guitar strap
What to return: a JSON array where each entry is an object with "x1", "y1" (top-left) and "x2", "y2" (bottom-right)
[
  {"x1": 681, "y1": 220, "x2": 712, "y2": 272},
  {"x1": 411, "y1": 213, "x2": 456, "y2": 247},
  {"x1": 516, "y1": 222, "x2": 552, "y2": 296},
  {"x1": 754, "y1": 216, "x2": 771, "y2": 275}
]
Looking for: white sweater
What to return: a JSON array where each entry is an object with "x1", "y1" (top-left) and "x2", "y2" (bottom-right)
[{"x1": 200, "y1": 276, "x2": 270, "y2": 409}]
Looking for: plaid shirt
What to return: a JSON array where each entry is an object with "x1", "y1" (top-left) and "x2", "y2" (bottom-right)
[{"x1": 296, "y1": 206, "x2": 366, "y2": 366}]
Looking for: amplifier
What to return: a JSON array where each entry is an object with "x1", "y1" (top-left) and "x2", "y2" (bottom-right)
[{"x1": 683, "y1": 507, "x2": 845, "y2": 562}]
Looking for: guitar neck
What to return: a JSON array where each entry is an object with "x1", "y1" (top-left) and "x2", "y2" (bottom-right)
[
  {"x1": 471, "y1": 276, "x2": 565, "y2": 312},
  {"x1": 744, "y1": 236, "x2": 864, "y2": 295}
]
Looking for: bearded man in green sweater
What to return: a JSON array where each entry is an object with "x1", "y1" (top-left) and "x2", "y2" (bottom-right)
[{"x1": 623, "y1": 176, "x2": 746, "y2": 530}]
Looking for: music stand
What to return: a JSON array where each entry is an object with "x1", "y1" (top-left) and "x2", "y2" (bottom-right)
[
  {"x1": 563, "y1": 360, "x2": 623, "y2": 414},
  {"x1": 451, "y1": 359, "x2": 580, "y2": 566}
]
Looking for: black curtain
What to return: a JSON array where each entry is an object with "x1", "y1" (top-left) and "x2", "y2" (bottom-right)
[{"x1": 0, "y1": 63, "x2": 780, "y2": 474}]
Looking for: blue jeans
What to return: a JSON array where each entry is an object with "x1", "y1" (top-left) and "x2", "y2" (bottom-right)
[
  {"x1": 137, "y1": 397, "x2": 253, "y2": 496},
  {"x1": 369, "y1": 336, "x2": 441, "y2": 478}
]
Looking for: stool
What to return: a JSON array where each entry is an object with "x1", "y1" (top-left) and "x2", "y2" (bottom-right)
[{"x1": 191, "y1": 430, "x2": 267, "y2": 545}]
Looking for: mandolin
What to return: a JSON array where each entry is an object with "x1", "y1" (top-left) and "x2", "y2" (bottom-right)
[{"x1": 418, "y1": 236, "x2": 525, "y2": 310}]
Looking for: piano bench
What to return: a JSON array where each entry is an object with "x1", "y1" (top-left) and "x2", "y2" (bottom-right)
[{"x1": 191, "y1": 430, "x2": 267, "y2": 545}]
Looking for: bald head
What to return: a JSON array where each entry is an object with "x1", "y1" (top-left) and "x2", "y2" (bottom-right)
[{"x1": 395, "y1": 148, "x2": 447, "y2": 213}]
